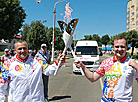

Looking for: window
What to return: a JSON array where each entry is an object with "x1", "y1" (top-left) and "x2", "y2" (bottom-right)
[
  {"x1": 131, "y1": 18, "x2": 134, "y2": 21},
  {"x1": 133, "y1": 24, "x2": 135, "y2": 28},
  {"x1": 75, "y1": 46, "x2": 98, "y2": 55},
  {"x1": 131, "y1": 12, "x2": 134, "y2": 16},
  {"x1": 131, "y1": 5, "x2": 134, "y2": 10}
]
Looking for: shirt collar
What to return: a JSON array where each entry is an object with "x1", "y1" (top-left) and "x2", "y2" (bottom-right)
[
  {"x1": 113, "y1": 54, "x2": 127, "y2": 63},
  {"x1": 16, "y1": 54, "x2": 29, "y2": 62}
]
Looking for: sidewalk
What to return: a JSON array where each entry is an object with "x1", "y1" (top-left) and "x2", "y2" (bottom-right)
[{"x1": 102, "y1": 54, "x2": 112, "y2": 57}]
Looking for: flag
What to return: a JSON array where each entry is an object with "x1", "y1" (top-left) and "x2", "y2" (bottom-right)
[
  {"x1": 54, "y1": 36, "x2": 56, "y2": 41},
  {"x1": 54, "y1": 36, "x2": 58, "y2": 41}
]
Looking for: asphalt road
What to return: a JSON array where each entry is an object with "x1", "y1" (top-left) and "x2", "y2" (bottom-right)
[
  {"x1": 5, "y1": 54, "x2": 138, "y2": 102},
  {"x1": 47, "y1": 55, "x2": 138, "y2": 102},
  {"x1": 48, "y1": 57, "x2": 102, "y2": 102}
]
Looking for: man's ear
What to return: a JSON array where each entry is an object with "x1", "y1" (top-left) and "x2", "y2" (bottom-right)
[
  {"x1": 127, "y1": 45, "x2": 128, "y2": 50},
  {"x1": 14, "y1": 49, "x2": 17, "y2": 54},
  {"x1": 112, "y1": 45, "x2": 115, "y2": 51}
]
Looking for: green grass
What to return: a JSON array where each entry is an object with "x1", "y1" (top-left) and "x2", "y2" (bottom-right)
[
  {"x1": 0, "y1": 52, "x2": 4, "y2": 65},
  {"x1": 0, "y1": 52, "x2": 4, "y2": 56}
]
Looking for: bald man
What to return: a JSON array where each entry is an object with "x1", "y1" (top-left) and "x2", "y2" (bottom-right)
[{"x1": 0, "y1": 41, "x2": 66, "y2": 102}]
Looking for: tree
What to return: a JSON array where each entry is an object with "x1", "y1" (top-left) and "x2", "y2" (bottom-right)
[
  {"x1": 21, "y1": 21, "x2": 65, "y2": 52},
  {"x1": 84, "y1": 35, "x2": 92, "y2": 40},
  {"x1": 110, "y1": 32, "x2": 127, "y2": 45},
  {"x1": 101, "y1": 34, "x2": 110, "y2": 51},
  {"x1": 26, "y1": 20, "x2": 47, "y2": 51},
  {"x1": 46, "y1": 27, "x2": 64, "y2": 51},
  {"x1": 126, "y1": 30, "x2": 138, "y2": 58},
  {"x1": 21, "y1": 23, "x2": 30, "y2": 41},
  {"x1": 92, "y1": 34, "x2": 101, "y2": 46},
  {"x1": 0, "y1": 0, "x2": 26, "y2": 41}
]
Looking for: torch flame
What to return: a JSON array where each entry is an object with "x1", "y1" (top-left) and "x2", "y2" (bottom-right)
[{"x1": 64, "y1": 2, "x2": 73, "y2": 23}]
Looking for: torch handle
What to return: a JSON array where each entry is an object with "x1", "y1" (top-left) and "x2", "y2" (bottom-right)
[
  {"x1": 70, "y1": 47, "x2": 85, "y2": 76},
  {"x1": 54, "y1": 47, "x2": 67, "y2": 76}
]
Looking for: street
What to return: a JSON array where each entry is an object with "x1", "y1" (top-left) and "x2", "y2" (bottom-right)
[
  {"x1": 48, "y1": 57, "x2": 102, "y2": 102},
  {"x1": 5, "y1": 55, "x2": 138, "y2": 102},
  {"x1": 47, "y1": 55, "x2": 138, "y2": 102}
]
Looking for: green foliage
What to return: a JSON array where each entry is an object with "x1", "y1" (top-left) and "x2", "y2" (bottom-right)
[
  {"x1": 26, "y1": 20, "x2": 47, "y2": 51},
  {"x1": 21, "y1": 21, "x2": 64, "y2": 51},
  {"x1": 81, "y1": 30, "x2": 138, "y2": 58},
  {"x1": 54, "y1": 27, "x2": 65, "y2": 50},
  {"x1": 46, "y1": 27, "x2": 64, "y2": 51},
  {"x1": 0, "y1": 0, "x2": 26, "y2": 41},
  {"x1": 101, "y1": 34, "x2": 110, "y2": 45},
  {"x1": 92, "y1": 34, "x2": 101, "y2": 46},
  {"x1": 83, "y1": 34, "x2": 102, "y2": 46},
  {"x1": 21, "y1": 23, "x2": 30, "y2": 41},
  {"x1": 126, "y1": 30, "x2": 138, "y2": 57},
  {"x1": 126, "y1": 30, "x2": 138, "y2": 47},
  {"x1": 84, "y1": 35, "x2": 92, "y2": 40}
]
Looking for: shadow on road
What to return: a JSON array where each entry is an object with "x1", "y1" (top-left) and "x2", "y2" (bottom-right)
[{"x1": 49, "y1": 95, "x2": 71, "y2": 101}]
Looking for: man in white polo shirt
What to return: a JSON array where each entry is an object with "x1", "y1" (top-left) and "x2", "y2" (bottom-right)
[{"x1": 75, "y1": 36, "x2": 138, "y2": 102}]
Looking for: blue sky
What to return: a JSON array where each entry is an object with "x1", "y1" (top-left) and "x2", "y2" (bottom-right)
[{"x1": 20, "y1": 0, "x2": 129, "y2": 40}]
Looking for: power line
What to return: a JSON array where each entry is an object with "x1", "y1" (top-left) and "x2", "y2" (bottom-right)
[
  {"x1": 42, "y1": 0, "x2": 53, "y2": 10},
  {"x1": 34, "y1": 0, "x2": 65, "y2": 19}
]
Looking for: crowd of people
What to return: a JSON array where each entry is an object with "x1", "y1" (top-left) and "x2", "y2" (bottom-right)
[{"x1": 0, "y1": 48, "x2": 15, "y2": 64}]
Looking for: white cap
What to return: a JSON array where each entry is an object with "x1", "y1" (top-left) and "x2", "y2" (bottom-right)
[
  {"x1": 41, "y1": 43, "x2": 47, "y2": 47},
  {"x1": 4, "y1": 48, "x2": 9, "y2": 52}
]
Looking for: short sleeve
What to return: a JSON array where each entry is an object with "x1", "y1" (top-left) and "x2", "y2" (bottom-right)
[{"x1": 95, "y1": 60, "x2": 106, "y2": 77}]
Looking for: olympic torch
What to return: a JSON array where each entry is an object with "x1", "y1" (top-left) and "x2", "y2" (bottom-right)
[{"x1": 54, "y1": 18, "x2": 84, "y2": 76}]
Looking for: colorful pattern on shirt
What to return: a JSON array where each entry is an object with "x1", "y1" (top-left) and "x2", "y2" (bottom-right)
[
  {"x1": 96, "y1": 56, "x2": 138, "y2": 101},
  {"x1": 0, "y1": 57, "x2": 16, "y2": 83},
  {"x1": 34, "y1": 57, "x2": 49, "y2": 71}
]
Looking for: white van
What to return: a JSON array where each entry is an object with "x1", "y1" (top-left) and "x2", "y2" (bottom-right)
[{"x1": 73, "y1": 41, "x2": 100, "y2": 73}]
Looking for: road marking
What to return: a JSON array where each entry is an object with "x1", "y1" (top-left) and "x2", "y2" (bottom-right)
[{"x1": 100, "y1": 78, "x2": 103, "y2": 90}]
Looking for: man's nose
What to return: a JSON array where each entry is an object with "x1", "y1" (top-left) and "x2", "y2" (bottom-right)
[
  {"x1": 118, "y1": 47, "x2": 122, "y2": 50},
  {"x1": 21, "y1": 48, "x2": 24, "y2": 51}
]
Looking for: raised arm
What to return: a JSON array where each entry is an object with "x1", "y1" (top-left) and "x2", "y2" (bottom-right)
[
  {"x1": 74, "y1": 60, "x2": 101, "y2": 82},
  {"x1": 129, "y1": 59, "x2": 138, "y2": 84},
  {"x1": 35, "y1": 54, "x2": 66, "y2": 75}
]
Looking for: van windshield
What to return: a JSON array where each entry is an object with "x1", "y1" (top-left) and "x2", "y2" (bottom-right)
[{"x1": 75, "y1": 46, "x2": 98, "y2": 55}]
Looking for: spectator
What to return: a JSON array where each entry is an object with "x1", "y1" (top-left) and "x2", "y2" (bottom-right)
[
  {"x1": 1, "y1": 48, "x2": 11, "y2": 63},
  {"x1": 35, "y1": 43, "x2": 51, "y2": 102},
  {"x1": 9, "y1": 49, "x2": 15, "y2": 57}
]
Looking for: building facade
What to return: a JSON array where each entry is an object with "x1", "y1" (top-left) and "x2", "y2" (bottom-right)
[
  {"x1": 0, "y1": 34, "x2": 21, "y2": 51},
  {"x1": 127, "y1": 0, "x2": 138, "y2": 31}
]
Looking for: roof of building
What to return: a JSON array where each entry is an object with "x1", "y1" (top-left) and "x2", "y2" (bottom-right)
[{"x1": 14, "y1": 34, "x2": 21, "y2": 39}]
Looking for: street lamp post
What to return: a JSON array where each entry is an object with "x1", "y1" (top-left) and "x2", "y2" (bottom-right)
[
  {"x1": 51, "y1": 0, "x2": 66, "y2": 61},
  {"x1": 74, "y1": 31, "x2": 79, "y2": 49}
]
